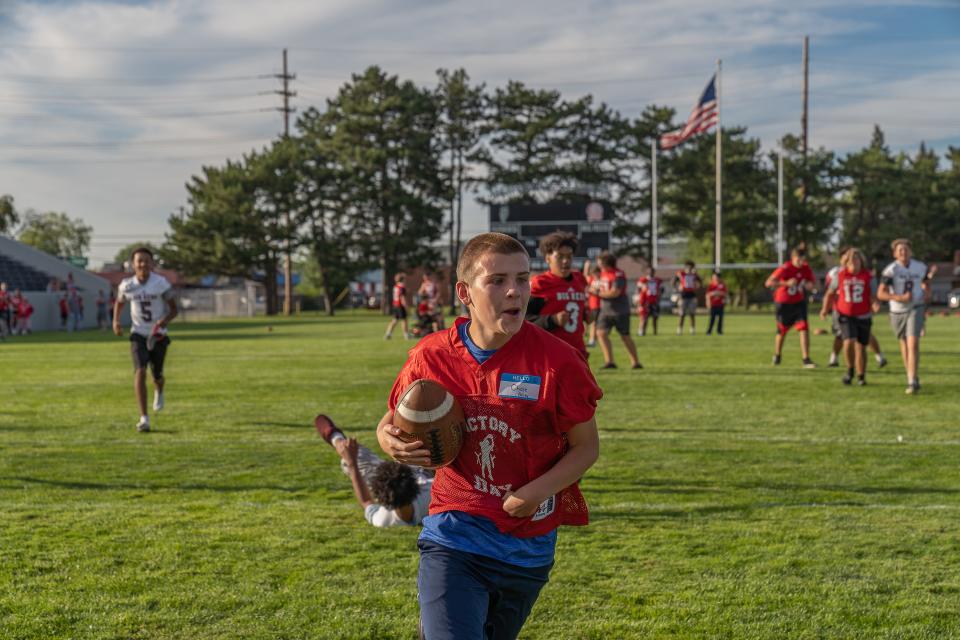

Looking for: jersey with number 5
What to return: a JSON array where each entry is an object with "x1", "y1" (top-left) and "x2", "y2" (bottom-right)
[
  {"x1": 530, "y1": 271, "x2": 589, "y2": 357},
  {"x1": 118, "y1": 272, "x2": 173, "y2": 337}
]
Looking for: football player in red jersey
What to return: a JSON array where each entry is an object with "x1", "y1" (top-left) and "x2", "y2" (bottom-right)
[
  {"x1": 585, "y1": 263, "x2": 602, "y2": 347},
  {"x1": 377, "y1": 232, "x2": 601, "y2": 640},
  {"x1": 673, "y1": 261, "x2": 702, "y2": 335},
  {"x1": 705, "y1": 270, "x2": 728, "y2": 335},
  {"x1": 384, "y1": 272, "x2": 411, "y2": 340},
  {"x1": 636, "y1": 268, "x2": 664, "y2": 337},
  {"x1": 527, "y1": 231, "x2": 590, "y2": 358},
  {"x1": 765, "y1": 245, "x2": 817, "y2": 368},
  {"x1": 593, "y1": 252, "x2": 642, "y2": 369},
  {"x1": 820, "y1": 248, "x2": 879, "y2": 385}
]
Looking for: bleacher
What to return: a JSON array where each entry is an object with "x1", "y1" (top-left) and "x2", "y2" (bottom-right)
[{"x1": 0, "y1": 253, "x2": 51, "y2": 291}]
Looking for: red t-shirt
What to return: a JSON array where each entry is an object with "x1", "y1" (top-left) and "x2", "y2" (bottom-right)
[
  {"x1": 0, "y1": 292, "x2": 7, "y2": 311},
  {"x1": 835, "y1": 269, "x2": 873, "y2": 317},
  {"x1": 586, "y1": 275, "x2": 601, "y2": 310},
  {"x1": 707, "y1": 282, "x2": 727, "y2": 307},
  {"x1": 599, "y1": 268, "x2": 629, "y2": 314},
  {"x1": 771, "y1": 261, "x2": 815, "y2": 304},
  {"x1": 388, "y1": 318, "x2": 602, "y2": 538},
  {"x1": 392, "y1": 283, "x2": 406, "y2": 308},
  {"x1": 530, "y1": 271, "x2": 589, "y2": 357}
]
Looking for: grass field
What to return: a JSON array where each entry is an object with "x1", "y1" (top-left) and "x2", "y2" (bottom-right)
[{"x1": 1, "y1": 311, "x2": 959, "y2": 639}]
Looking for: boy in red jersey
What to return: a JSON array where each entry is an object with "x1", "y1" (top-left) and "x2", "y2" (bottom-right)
[
  {"x1": 585, "y1": 264, "x2": 601, "y2": 347},
  {"x1": 673, "y1": 261, "x2": 702, "y2": 335},
  {"x1": 0, "y1": 282, "x2": 9, "y2": 339},
  {"x1": 705, "y1": 270, "x2": 728, "y2": 335},
  {"x1": 384, "y1": 272, "x2": 411, "y2": 340},
  {"x1": 636, "y1": 268, "x2": 663, "y2": 337},
  {"x1": 765, "y1": 245, "x2": 817, "y2": 368},
  {"x1": 820, "y1": 248, "x2": 878, "y2": 386},
  {"x1": 527, "y1": 231, "x2": 590, "y2": 358},
  {"x1": 377, "y1": 232, "x2": 602, "y2": 640}
]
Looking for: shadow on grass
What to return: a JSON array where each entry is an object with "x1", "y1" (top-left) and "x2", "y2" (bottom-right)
[{"x1": 5, "y1": 475, "x2": 309, "y2": 493}]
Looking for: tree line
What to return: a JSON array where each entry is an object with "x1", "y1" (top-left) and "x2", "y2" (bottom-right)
[{"x1": 4, "y1": 66, "x2": 957, "y2": 312}]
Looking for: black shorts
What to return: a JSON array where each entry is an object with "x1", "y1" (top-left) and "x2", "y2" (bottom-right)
[
  {"x1": 641, "y1": 302, "x2": 660, "y2": 318},
  {"x1": 587, "y1": 308, "x2": 600, "y2": 323},
  {"x1": 130, "y1": 334, "x2": 170, "y2": 380},
  {"x1": 838, "y1": 314, "x2": 872, "y2": 346},
  {"x1": 775, "y1": 301, "x2": 808, "y2": 332},
  {"x1": 597, "y1": 312, "x2": 630, "y2": 336},
  {"x1": 391, "y1": 306, "x2": 407, "y2": 320}
]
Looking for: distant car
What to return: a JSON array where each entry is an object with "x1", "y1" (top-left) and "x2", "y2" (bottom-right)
[{"x1": 948, "y1": 289, "x2": 960, "y2": 310}]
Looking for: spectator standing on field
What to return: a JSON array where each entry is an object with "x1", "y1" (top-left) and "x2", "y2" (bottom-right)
[
  {"x1": 705, "y1": 271, "x2": 727, "y2": 335},
  {"x1": 673, "y1": 261, "x2": 702, "y2": 335},
  {"x1": 59, "y1": 294, "x2": 69, "y2": 331},
  {"x1": 96, "y1": 290, "x2": 108, "y2": 331},
  {"x1": 877, "y1": 238, "x2": 931, "y2": 394},
  {"x1": 0, "y1": 282, "x2": 9, "y2": 338}
]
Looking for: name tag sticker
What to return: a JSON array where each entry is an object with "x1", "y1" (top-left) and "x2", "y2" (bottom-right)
[{"x1": 498, "y1": 373, "x2": 542, "y2": 401}]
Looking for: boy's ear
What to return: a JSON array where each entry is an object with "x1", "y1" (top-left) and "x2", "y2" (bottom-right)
[{"x1": 455, "y1": 281, "x2": 471, "y2": 307}]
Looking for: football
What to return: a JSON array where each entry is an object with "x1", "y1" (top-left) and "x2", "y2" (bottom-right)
[{"x1": 393, "y1": 379, "x2": 465, "y2": 469}]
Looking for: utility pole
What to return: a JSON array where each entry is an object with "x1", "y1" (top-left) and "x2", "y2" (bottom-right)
[
  {"x1": 801, "y1": 36, "x2": 809, "y2": 159},
  {"x1": 275, "y1": 49, "x2": 297, "y2": 315}
]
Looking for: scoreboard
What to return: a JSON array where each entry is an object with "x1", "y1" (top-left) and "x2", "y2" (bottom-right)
[{"x1": 488, "y1": 201, "x2": 614, "y2": 270}]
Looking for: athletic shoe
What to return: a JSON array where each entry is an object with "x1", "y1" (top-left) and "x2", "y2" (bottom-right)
[
  {"x1": 136, "y1": 417, "x2": 150, "y2": 433},
  {"x1": 690, "y1": 328, "x2": 695, "y2": 335},
  {"x1": 676, "y1": 328, "x2": 682, "y2": 336},
  {"x1": 857, "y1": 377, "x2": 867, "y2": 386},
  {"x1": 587, "y1": 340, "x2": 596, "y2": 347},
  {"x1": 384, "y1": 334, "x2": 391, "y2": 340},
  {"x1": 314, "y1": 414, "x2": 345, "y2": 444},
  {"x1": 828, "y1": 361, "x2": 839, "y2": 368},
  {"x1": 905, "y1": 384, "x2": 916, "y2": 395},
  {"x1": 601, "y1": 362, "x2": 617, "y2": 369},
  {"x1": 637, "y1": 330, "x2": 645, "y2": 337},
  {"x1": 772, "y1": 354, "x2": 781, "y2": 366},
  {"x1": 877, "y1": 355, "x2": 888, "y2": 368},
  {"x1": 153, "y1": 391, "x2": 164, "y2": 412},
  {"x1": 632, "y1": 363, "x2": 643, "y2": 370},
  {"x1": 842, "y1": 372, "x2": 853, "y2": 385},
  {"x1": 802, "y1": 358, "x2": 817, "y2": 369}
]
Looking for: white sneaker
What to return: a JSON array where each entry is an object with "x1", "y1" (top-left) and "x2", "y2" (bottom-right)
[
  {"x1": 690, "y1": 328, "x2": 696, "y2": 335},
  {"x1": 136, "y1": 416, "x2": 150, "y2": 432},
  {"x1": 676, "y1": 328, "x2": 682, "y2": 336},
  {"x1": 153, "y1": 392, "x2": 164, "y2": 412}
]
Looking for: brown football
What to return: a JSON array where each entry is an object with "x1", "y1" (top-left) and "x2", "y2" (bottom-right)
[{"x1": 393, "y1": 379, "x2": 465, "y2": 469}]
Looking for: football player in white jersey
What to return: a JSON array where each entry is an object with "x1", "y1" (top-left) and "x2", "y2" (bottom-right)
[
  {"x1": 113, "y1": 248, "x2": 178, "y2": 431},
  {"x1": 877, "y1": 238, "x2": 930, "y2": 394}
]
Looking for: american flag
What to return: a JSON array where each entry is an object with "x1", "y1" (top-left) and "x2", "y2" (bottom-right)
[{"x1": 659, "y1": 75, "x2": 718, "y2": 150}]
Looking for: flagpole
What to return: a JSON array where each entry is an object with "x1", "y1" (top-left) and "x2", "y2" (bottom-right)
[
  {"x1": 651, "y1": 141, "x2": 658, "y2": 270},
  {"x1": 715, "y1": 59, "x2": 722, "y2": 270},
  {"x1": 777, "y1": 147, "x2": 784, "y2": 265}
]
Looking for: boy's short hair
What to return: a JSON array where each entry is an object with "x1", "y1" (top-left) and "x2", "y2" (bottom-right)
[
  {"x1": 890, "y1": 238, "x2": 911, "y2": 252},
  {"x1": 394, "y1": 272, "x2": 405, "y2": 282},
  {"x1": 597, "y1": 252, "x2": 617, "y2": 269},
  {"x1": 684, "y1": 260, "x2": 695, "y2": 268},
  {"x1": 538, "y1": 230, "x2": 578, "y2": 257},
  {"x1": 712, "y1": 269, "x2": 721, "y2": 276},
  {"x1": 369, "y1": 462, "x2": 420, "y2": 510},
  {"x1": 457, "y1": 233, "x2": 527, "y2": 283},
  {"x1": 131, "y1": 246, "x2": 154, "y2": 260},
  {"x1": 791, "y1": 243, "x2": 806, "y2": 258}
]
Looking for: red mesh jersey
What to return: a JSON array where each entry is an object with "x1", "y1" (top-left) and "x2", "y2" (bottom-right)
[
  {"x1": 771, "y1": 261, "x2": 815, "y2": 304},
  {"x1": 835, "y1": 269, "x2": 873, "y2": 317},
  {"x1": 388, "y1": 317, "x2": 602, "y2": 537},
  {"x1": 530, "y1": 271, "x2": 589, "y2": 357}
]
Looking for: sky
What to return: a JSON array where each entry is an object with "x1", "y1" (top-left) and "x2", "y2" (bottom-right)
[{"x1": 1, "y1": 0, "x2": 958, "y2": 268}]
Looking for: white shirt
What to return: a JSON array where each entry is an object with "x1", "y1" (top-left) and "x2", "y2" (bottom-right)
[
  {"x1": 363, "y1": 474, "x2": 433, "y2": 528},
  {"x1": 118, "y1": 272, "x2": 173, "y2": 337},
  {"x1": 881, "y1": 259, "x2": 927, "y2": 313}
]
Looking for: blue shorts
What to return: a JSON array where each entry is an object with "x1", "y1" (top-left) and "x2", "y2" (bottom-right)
[{"x1": 417, "y1": 540, "x2": 553, "y2": 640}]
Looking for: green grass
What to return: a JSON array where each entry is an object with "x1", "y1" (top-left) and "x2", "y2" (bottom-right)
[{"x1": 1, "y1": 311, "x2": 959, "y2": 639}]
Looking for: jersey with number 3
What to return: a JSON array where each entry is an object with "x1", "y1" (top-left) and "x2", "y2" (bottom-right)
[
  {"x1": 530, "y1": 271, "x2": 588, "y2": 357},
  {"x1": 118, "y1": 272, "x2": 173, "y2": 337}
]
